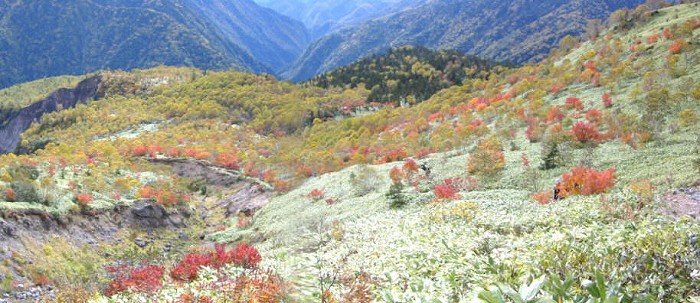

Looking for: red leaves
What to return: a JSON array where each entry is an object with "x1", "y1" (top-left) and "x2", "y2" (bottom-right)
[
  {"x1": 565, "y1": 97, "x2": 584, "y2": 111},
  {"x1": 434, "y1": 178, "x2": 462, "y2": 202},
  {"x1": 170, "y1": 252, "x2": 212, "y2": 282},
  {"x1": 389, "y1": 166, "x2": 404, "y2": 184},
  {"x1": 138, "y1": 185, "x2": 188, "y2": 207},
  {"x1": 572, "y1": 121, "x2": 601, "y2": 143},
  {"x1": 433, "y1": 177, "x2": 478, "y2": 202},
  {"x1": 602, "y1": 93, "x2": 613, "y2": 108},
  {"x1": 229, "y1": 243, "x2": 262, "y2": 269},
  {"x1": 646, "y1": 33, "x2": 659, "y2": 44},
  {"x1": 669, "y1": 39, "x2": 687, "y2": 55},
  {"x1": 557, "y1": 166, "x2": 616, "y2": 198},
  {"x1": 531, "y1": 191, "x2": 552, "y2": 205},
  {"x1": 105, "y1": 264, "x2": 165, "y2": 297},
  {"x1": 215, "y1": 153, "x2": 240, "y2": 170},
  {"x1": 170, "y1": 244, "x2": 261, "y2": 283},
  {"x1": 307, "y1": 188, "x2": 325, "y2": 201},
  {"x1": 5, "y1": 188, "x2": 15, "y2": 202},
  {"x1": 75, "y1": 193, "x2": 93, "y2": 206}
]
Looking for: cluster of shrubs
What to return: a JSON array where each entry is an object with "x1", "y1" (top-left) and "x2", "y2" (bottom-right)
[{"x1": 105, "y1": 243, "x2": 266, "y2": 298}]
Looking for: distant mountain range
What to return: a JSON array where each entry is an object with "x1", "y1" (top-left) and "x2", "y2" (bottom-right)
[
  {"x1": 0, "y1": 0, "x2": 308, "y2": 88},
  {"x1": 283, "y1": 0, "x2": 646, "y2": 82},
  {"x1": 0, "y1": 0, "x2": 647, "y2": 88},
  {"x1": 252, "y1": 0, "x2": 425, "y2": 39}
]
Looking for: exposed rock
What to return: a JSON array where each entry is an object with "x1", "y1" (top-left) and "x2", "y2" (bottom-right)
[
  {"x1": 663, "y1": 184, "x2": 700, "y2": 219},
  {"x1": 218, "y1": 183, "x2": 272, "y2": 217},
  {"x1": 134, "y1": 238, "x2": 148, "y2": 248},
  {"x1": 128, "y1": 200, "x2": 189, "y2": 229},
  {"x1": 0, "y1": 76, "x2": 102, "y2": 154}
]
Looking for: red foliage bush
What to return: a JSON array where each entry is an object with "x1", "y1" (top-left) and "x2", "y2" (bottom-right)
[
  {"x1": 556, "y1": 166, "x2": 616, "y2": 198},
  {"x1": 585, "y1": 109, "x2": 603, "y2": 125},
  {"x1": 389, "y1": 166, "x2": 404, "y2": 184},
  {"x1": 646, "y1": 33, "x2": 659, "y2": 44},
  {"x1": 105, "y1": 264, "x2": 165, "y2": 297},
  {"x1": 170, "y1": 244, "x2": 261, "y2": 282},
  {"x1": 434, "y1": 177, "x2": 464, "y2": 202},
  {"x1": 669, "y1": 39, "x2": 686, "y2": 54},
  {"x1": 572, "y1": 121, "x2": 600, "y2": 143},
  {"x1": 230, "y1": 243, "x2": 262, "y2": 269},
  {"x1": 307, "y1": 188, "x2": 325, "y2": 201},
  {"x1": 531, "y1": 191, "x2": 552, "y2": 205},
  {"x1": 131, "y1": 145, "x2": 148, "y2": 157},
  {"x1": 602, "y1": 93, "x2": 613, "y2": 108},
  {"x1": 663, "y1": 28, "x2": 673, "y2": 40},
  {"x1": 565, "y1": 97, "x2": 584, "y2": 111},
  {"x1": 215, "y1": 153, "x2": 240, "y2": 170},
  {"x1": 5, "y1": 188, "x2": 15, "y2": 202},
  {"x1": 76, "y1": 193, "x2": 93, "y2": 206},
  {"x1": 170, "y1": 252, "x2": 212, "y2": 282}
]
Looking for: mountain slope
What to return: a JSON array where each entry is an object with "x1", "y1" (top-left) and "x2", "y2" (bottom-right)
[
  {"x1": 1, "y1": 2, "x2": 699, "y2": 302},
  {"x1": 0, "y1": 0, "x2": 308, "y2": 89},
  {"x1": 253, "y1": 0, "x2": 425, "y2": 38},
  {"x1": 308, "y1": 46, "x2": 505, "y2": 104},
  {"x1": 284, "y1": 0, "x2": 646, "y2": 81}
]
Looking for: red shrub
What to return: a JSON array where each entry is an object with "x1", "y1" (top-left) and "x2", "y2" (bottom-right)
[
  {"x1": 170, "y1": 252, "x2": 212, "y2": 282},
  {"x1": 389, "y1": 166, "x2": 405, "y2": 184},
  {"x1": 531, "y1": 191, "x2": 552, "y2": 205},
  {"x1": 572, "y1": 121, "x2": 600, "y2": 143},
  {"x1": 663, "y1": 28, "x2": 673, "y2": 40},
  {"x1": 216, "y1": 153, "x2": 240, "y2": 170},
  {"x1": 546, "y1": 106, "x2": 565, "y2": 123},
  {"x1": 586, "y1": 109, "x2": 603, "y2": 125},
  {"x1": 402, "y1": 159, "x2": 419, "y2": 174},
  {"x1": 646, "y1": 33, "x2": 659, "y2": 44},
  {"x1": 565, "y1": 97, "x2": 584, "y2": 111},
  {"x1": 131, "y1": 145, "x2": 148, "y2": 157},
  {"x1": 602, "y1": 93, "x2": 613, "y2": 108},
  {"x1": 105, "y1": 264, "x2": 165, "y2": 297},
  {"x1": 556, "y1": 166, "x2": 616, "y2": 198},
  {"x1": 167, "y1": 147, "x2": 180, "y2": 158},
  {"x1": 434, "y1": 177, "x2": 463, "y2": 202},
  {"x1": 76, "y1": 193, "x2": 93, "y2": 206},
  {"x1": 230, "y1": 243, "x2": 262, "y2": 269},
  {"x1": 307, "y1": 188, "x2": 325, "y2": 201},
  {"x1": 5, "y1": 188, "x2": 15, "y2": 202},
  {"x1": 669, "y1": 39, "x2": 686, "y2": 54}
]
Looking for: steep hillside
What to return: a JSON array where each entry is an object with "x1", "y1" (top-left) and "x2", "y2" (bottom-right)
[
  {"x1": 308, "y1": 46, "x2": 506, "y2": 105},
  {"x1": 284, "y1": 0, "x2": 646, "y2": 81},
  {"x1": 0, "y1": 2, "x2": 698, "y2": 302},
  {"x1": 0, "y1": 0, "x2": 308, "y2": 89},
  {"x1": 253, "y1": 0, "x2": 424, "y2": 38}
]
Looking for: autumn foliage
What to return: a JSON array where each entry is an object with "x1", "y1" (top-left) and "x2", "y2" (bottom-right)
[
  {"x1": 105, "y1": 264, "x2": 165, "y2": 297},
  {"x1": 170, "y1": 243, "x2": 261, "y2": 282},
  {"x1": 468, "y1": 137, "x2": 505, "y2": 176},
  {"x1": 556, "y1": 166, "x2": 616, "y2": 198},
  {"x1": 571, "y1": 121, "x2": 601, "y2": 143},
  {"x1": 5, "y1": 188, "x2": 15, "y2": 202}
]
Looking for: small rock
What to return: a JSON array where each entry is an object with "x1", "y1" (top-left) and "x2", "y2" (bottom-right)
[
  {"x1": 178, "y1": 232, "x2": 189, "y2": 241},
  {"x1": 134, "y1": 238, "x2": 148, "y2": 248}
]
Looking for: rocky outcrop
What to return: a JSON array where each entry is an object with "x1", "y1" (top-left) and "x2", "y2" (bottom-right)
[
  {"x1": 128, "y1": 200, "x2": 190, "y2": 229},
  {"x1": 0, "y1": 76, "x2": 102, "y2": 154}
]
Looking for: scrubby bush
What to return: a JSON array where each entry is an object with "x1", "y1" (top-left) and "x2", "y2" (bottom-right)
[
  {"x1": 468, "y1": 137, "x2": 505, "y2": 177},
  {"x1": 105, "y1": 264, "x2": 165, "y2": 297},
  {"x1": 349, "y1": 165, "x2": 380, "y2": 197},
  {"x1": 556, "y1": 166, "x2": 615, "y2": 198},
  {"x1": 170, "y1": 244, "x2": 261, "y2": 282},
  {"x1": 571, "y1": 121, "x2": 601, "y2": 143},
  {"x1": 10, "y1": 181, "x2": 40, "y2": 203}
]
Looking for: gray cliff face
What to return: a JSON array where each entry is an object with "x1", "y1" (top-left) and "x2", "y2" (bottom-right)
[{"x1": 0, "y1": 76, "x2": 102, "y2": 154}]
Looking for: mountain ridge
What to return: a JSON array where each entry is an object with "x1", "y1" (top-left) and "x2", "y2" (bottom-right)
[{"x1": 283, "y1": 0, "x2": 647, "y2": 82}]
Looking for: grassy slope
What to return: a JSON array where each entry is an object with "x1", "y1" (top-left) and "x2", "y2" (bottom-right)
[{"x1": 220, "y1": 4, "x2": 700, "y2": 302}]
